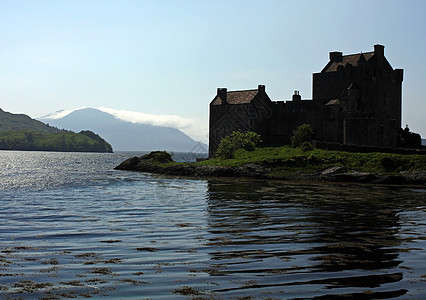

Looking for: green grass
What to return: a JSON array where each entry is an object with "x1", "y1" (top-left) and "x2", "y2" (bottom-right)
[
  {"x1": 195, "y1": 146, "x2": 426, "y2": 175},
  {"x1": 140, "y1": 151, "x2": 180, "y2": 167}
]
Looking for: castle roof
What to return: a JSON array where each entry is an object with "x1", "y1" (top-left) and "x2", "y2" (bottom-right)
[
  {"x1": 211, "y1": 89, "x2": 258, "y2": 105},
  {"x1": 322, "y1": 52, "x2": 374, "y2": 72}
]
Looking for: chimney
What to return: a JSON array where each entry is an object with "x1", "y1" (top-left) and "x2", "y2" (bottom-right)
[
  {"x1": 329, "y1": 51, "x2": 343, "y2": 62},
  {"x1": 258, "y1": 85, "x2": 265, "y2": 93},
  {"x1": 292, "y1": 90, "x2": 301, "y2": 101},
  {"x1": 374, "y1": 44, "x2": 384, "y2": 57},
  {"x1": 217, "y1": 88, "x2": 227, "y2": 104}
]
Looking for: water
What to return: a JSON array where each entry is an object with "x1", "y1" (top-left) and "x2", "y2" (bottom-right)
[{"x1": 0, "y1": 151, "x2": 425, "y2": 299}]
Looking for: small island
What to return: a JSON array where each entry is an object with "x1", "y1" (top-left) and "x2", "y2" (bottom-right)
[{"x1": 115, "y1": 147, "x2": 426, "y2": 186}]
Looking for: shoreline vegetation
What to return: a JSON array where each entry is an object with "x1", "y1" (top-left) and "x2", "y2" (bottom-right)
[
  {"x1": 0, "y1": 129, "x2": 113, "y2": 153},
  {"x1": 115, "y1": 148, "x2": 426, "y2": 186},
  {"x1": 0, "y1": 108, "x2": 113, "y2": 153}
]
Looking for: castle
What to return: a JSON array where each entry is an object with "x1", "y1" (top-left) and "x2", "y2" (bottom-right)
[{"x1": 209, "y1": 45, "x2": 403, "y2": 156}]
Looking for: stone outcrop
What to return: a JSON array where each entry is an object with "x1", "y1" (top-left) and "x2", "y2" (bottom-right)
[
  {"x1": 319, "y1": 167, "x2": 426, "y2": 185},
  {"x1": 115, "y1": 155, "x2": 270, "y2": 179},
  {"x1": 115, "y1": 154, "x2": 425, "y2": 186}
]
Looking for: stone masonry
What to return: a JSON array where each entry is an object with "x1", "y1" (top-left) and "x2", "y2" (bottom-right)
[{"x1": 209, "y1": 45, "x2": 403, "y2": 157}]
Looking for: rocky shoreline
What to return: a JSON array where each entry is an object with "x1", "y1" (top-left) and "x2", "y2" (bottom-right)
[{"x1": 115, "y1": 155, "x2": 426, "y2": 186}]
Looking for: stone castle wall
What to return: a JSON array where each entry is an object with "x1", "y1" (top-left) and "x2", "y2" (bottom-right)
[{"x1": 209, "y1": 45, "x2": 403, "y2": 157}]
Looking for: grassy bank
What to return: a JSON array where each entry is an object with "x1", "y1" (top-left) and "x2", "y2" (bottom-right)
[{"x1": 195, "y1": 146, "x2": 426, "y2": 177}]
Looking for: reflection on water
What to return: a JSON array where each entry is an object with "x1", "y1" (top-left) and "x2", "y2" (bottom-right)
[
  {"x1": 0, "y1": 151, "x2": 425, "y2": 299},
  {"x1": 204, "y1": 180, "x2": 425, "y2": 298}
]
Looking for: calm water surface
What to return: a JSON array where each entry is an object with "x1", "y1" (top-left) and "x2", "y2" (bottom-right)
[{"x1": 0, "y1": 151, "x2": 425, "y2": 299}]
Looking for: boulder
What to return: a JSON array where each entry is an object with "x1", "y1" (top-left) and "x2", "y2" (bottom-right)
[
  {"x1": 321, "y1": 166, "x2": 347, "y2": 176},
  {"x1": 324, "y1": 172, "x2": 378, "y2": 183}
]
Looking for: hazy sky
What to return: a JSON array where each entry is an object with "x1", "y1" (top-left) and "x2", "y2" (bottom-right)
[{"x1": 1, "y1": 0, "x2": 425, "y2": 142}]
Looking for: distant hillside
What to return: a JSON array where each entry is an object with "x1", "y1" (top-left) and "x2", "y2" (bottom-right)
[
  {"x1": 39, "y1": 108, "x2": 208, "y2": 152},
  {"x1": 0, "y1": 108, "x2": 112, "y2": 153},
  {"x1": 0, "y1": 108, "x2": 59, "y2": 133}
]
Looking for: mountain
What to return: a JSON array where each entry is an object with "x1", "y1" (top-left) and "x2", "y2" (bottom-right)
[
  {"x1": 39, "y1": 108, "x2": 208, "y2": 152},
  {"x1": 0, "y1": 108, "x2": 112, "y2": 153}
]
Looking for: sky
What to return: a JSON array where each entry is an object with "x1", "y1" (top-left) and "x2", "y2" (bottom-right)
[{"x1": 0, "y1": 0, "x2": 425, "y2": 143}]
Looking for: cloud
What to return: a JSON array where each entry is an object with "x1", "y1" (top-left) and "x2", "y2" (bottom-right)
[
  {"x1": 40, "y1": 106, "x2": 208, "y2": 143},
  {"x1": 98, "y1": 107, "x2": 208, "y2": 143},
  {"x1": 39, "y1": 108, "x2": 86, "y2": 119},
  {"x1": 41, "y1": 106, "x2": 193, "y2": 129},
  {"x1": 97, "y1": 107, "x2": 193, "y2": 129}
]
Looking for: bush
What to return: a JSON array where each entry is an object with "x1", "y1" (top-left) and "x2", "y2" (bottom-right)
[
  {"x1": 141, "y1": 151, "x2": 173, "y2": 163},
  {"x1": 291, "y1": 124, "x2": 314, "y2": 148},
  {"x1": 216, "y1": 131, "x2": 262, "y2": 159},
  {"x1": 300, "y1": 141, "x2": 314, "y2": 152},
  {"x1": 380, "y1": 156, "x2": 396, "y2": 170}
]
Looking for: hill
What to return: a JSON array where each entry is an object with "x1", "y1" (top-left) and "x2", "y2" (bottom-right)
[
  {"x1": 0, "y1": 108, "x2": 59, "y2": 133},
  {"x1": 39, "y1": 108, "x2": 208, "y2": 152},
  {"x1": 0, "y1": 108, "x2": 112, "y2": 153}
]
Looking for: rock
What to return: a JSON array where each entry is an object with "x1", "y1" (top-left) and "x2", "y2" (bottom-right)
[
  {"x1": 321, "y1": 166, "x2": 376, "y2": 183},
  {"x1": 400, "y1": 170, "x2": 426, "y2": 185},
  {"x1": 140, "y1": 151, "x2": 173, "y2": 163},
  {"x1": 321, "y1": 166, "x2": 347, "y2": 176},
  {"x1": 374, "y1": 175, "x2": 407, "y2": 185},
  {"x1": 115, "y1": 156, "x2": 269, "y2": 179},
  {"x1": 114, "y1": 156, "x2": 141, "y2": 170},
  {"x1": 238, "y1": 164, "x2": 270, "y2": 178},
  {"x1": 115, "y1": 152, "x2": 425, "y2": 186},
  {"x1": 324, "y1": 172, "x2": 378, "y2": 183}
]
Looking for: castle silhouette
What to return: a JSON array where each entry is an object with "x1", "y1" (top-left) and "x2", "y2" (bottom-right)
[{"x1": 209, "y1": 45, "x2": 403, "y2": 156}]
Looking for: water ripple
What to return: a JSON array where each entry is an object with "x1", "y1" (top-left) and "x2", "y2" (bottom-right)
[{"x1": 0, "y1": 151, "x2": 425, "y2": 298}]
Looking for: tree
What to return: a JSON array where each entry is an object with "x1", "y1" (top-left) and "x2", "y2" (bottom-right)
[
  {"x1": 291, "y1": 124, "x2": 314, "y2": 148},
  {"x1": 24, "y1": 131, "x2": 34, "y2": 143},
  {"x1": 216, "y1": 131, "x2": 262, "y2": 159}
]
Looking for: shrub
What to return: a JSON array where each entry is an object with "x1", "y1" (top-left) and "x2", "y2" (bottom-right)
[
  {"x1": 216, "y1": 131, "x2": 262, "y2": 159},
  {"x1": 291, "y1": 124, "x2": 315, "y2": 148},
  {"x1": 300, "y1": 141, "x2": 314, "y2": 152},
  {"x1": 380, "y1": 156, "x2": 396, "y2": 171},
  {"x1": 307, "y1": 153, "x2": 320, "y2": 164},
  {"x1": 141, "y1": 151, "x2": 173, "y2": 163}
]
